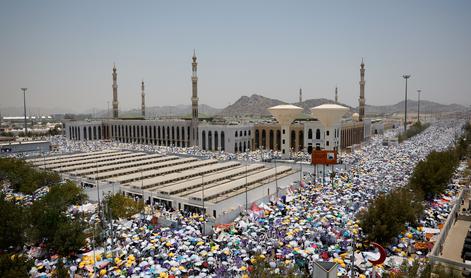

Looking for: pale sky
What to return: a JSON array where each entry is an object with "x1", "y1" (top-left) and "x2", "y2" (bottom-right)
[{"x1": 1, "y1": 0, "x2": 470, "y2": 113}]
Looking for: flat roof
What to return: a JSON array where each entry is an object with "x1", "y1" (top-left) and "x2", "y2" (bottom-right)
[
  {"x1": 107, "y1": 159, "x2": 218, "y2": 184},
  {"x1": 38, "y1": 151, "x2": 132, "y2": 169},
  {"x1": 53, "y1": 152, "x2": 148, "y2": 172},
  {"x1": 25, "y1": 150, "x2": 117, "y2": 163},
  {"x1": 187, "y1": 165, "x2": 292, "y2": 202},
  {"x1": 90, "y1": 157, "x2": 198, "y2": 180},
  {"x1": 156, "y1": 164, "x2": 265, "y2": 196},
  {"x1": 69, "y1": 154, "x2": 168, "y2": 176},
  {"x1": 0, "y1": 140, "x2": 49, "y2": 147},
  {"x1": 30, "y1": 150, "x2": 122, "y2": 167},
  {"x1": 126, "y1": 161, "x2": 241, "y2": 190}
]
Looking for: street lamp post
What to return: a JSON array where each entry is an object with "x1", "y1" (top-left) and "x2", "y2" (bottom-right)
[
  {"x1": 417, "y1": 89, "x2": 421, "y2": 123},
  {"x1": 245, "y1": 163, "x2": 248, "y2": 211},
  {"x1": 21, "y1": 88, "x2": 27, "y2": 135},
  {"x1": 274, "y1": 159, "x2": 278, "y2": 197},
  {"x1": 96, "y1": 161, "x2": 101, "y2": 220},
  {"x1": 201, "y1": 174, "x2": 205, "y2": 216},
  {"x1": 402, "y1": 75, "x2": 411, "y2": 132}
]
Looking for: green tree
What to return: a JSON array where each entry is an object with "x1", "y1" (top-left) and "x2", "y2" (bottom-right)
[
  {"x1": 41, "y1": 182, "x2": 87, "y2": 211},
  {"x1": 410, "y1": 150, "x2": 458, "y2": 200},
  {"x1": 0, "y1": 253, "x2": 33, "y2": 278},
  {"x1": 0, "y1": 157, "x2": 60, "y2": 194},
  {"x1": 28, "y1": 182, "x2": 88, "y2": 255},
  {"x1": 50, "y1": 219, "x2": 87, "y2": 256},
  {"x1": 104, "y1": 194, "x2": 144, "y2": 219},
  {"x1": 358, "y1": 188, "x2": 422, "y2": 245},
  {"x1": 0, "y1": 195, "x2": 27, "y2": 250},
  {"x1": 398, "y1": 122, "x2": 430, "y2": 142}
]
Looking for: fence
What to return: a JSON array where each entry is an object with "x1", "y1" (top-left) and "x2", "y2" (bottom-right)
[{"x1": 429, "y1": 188, "x2": 471, "y2": 268}]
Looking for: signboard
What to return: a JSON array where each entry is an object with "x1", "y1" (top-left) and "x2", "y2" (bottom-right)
[{"x1": 311, "y1": 150, "x2": 337, "y2": 165}]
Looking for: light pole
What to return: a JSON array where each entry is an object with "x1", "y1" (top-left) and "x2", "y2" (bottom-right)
[
  {"x1": 274, "y1": 159, "x2": 278, "y2": 197},
  {"x1": 417, "y1": 89, "x2": 421, "y2": 123},
  {"x1": 21, "y1": 88, "x2": 27, "y2": 135},
  {"x1": 96, "y1": 161, "x2": 101, "y2": 220},
  {"x1": 245, "y1": 163, "x2": 248, "y2": 211},
  {"x1": 201, "y1": 174, "x2": 205, "y2": 216},
  {"x1": 299, "y1": 160, "x2": 302, "y2": 185},
  {"x1": 402, "y1": 75, "x2": 411, "y2": 132}
]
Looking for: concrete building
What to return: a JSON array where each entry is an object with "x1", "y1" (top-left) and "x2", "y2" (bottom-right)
[
  {"x1": 65, "y1": 56, "x2": 372, "y2": 153},
  {"x1": 30, "y1": 150, "x2": 296, "y2": 224},
  {"x1": 198, "y1": 124, "x2": 252, "y2": 153},
  {"x1": 253, "y1": 122, "x2": 304, "y2": 152},
  {"x1": 1, "y1": 140, "x2": 50, "y2": 155},
  {"x1": 304, "y1": 120, "x2": 341, "y2": 153},
  {"x1": 66, "y1": 119, "x2": 192, "y2": 147}
]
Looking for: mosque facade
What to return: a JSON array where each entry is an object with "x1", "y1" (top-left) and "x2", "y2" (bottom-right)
[{"x1": 65, "y1": 57, "x2": 373, "y2": 154}]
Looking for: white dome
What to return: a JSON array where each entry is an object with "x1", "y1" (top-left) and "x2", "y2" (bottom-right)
[{"x1": 352, "y1": 113, "x2": 360, "y2": 121}]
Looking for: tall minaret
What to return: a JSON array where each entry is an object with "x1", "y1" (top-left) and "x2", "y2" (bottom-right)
[
  {"x1": 141, "y1": 80, "x2": 145, "y2": 117},
  {"x1": 299, "y1": 88, "x2": 302, "y2": 103},
  {"x1": 335, "y1": 86, "x2": 338, "y2": 103},
  {"x1": 359, "y1": 59, "x2": 366, "y2": 121},
  {"x1": 112, "y1": 64, "x2": 119, "y2": 119},
  {"x1": 190, "y1": 50, "x2": 199, "y2": 146}
]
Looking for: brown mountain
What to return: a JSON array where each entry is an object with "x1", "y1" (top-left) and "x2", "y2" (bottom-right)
[
  {"x1": 293, "y1": 98, "x2": 352, "y2": 114},
  {"x1": 218, "y1": 94, "x2": 353, "y2": 117},
  {"x1": 218, "y1": 94, "x2": 286, "y2": 117}
]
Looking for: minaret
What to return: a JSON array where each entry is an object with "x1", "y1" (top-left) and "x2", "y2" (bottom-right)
[
  {"x1": 299, "y1": 88, "x2": 302, "y2": 103},
  {"x1": 335, "y1": 86, "x2": 338, "y2": 103},
  {"x1": 359, "y1": 59, "x2": 366, "y2": 121},
  {"x1": 190, "y1": 50, "x2": 199, "y2": 146},
  {"x1": 112, "y1": 64, "x2": 119, "y2": 119},
  {"x1": 141, "y1": 80, "x2": 145, "y2": 117}
]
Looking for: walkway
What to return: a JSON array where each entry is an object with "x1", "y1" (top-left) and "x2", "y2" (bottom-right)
[{"x1": 441, "y1": 219, "x2": 471, "y2": 262}]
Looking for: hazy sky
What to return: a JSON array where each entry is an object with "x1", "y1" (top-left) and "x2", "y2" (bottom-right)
[{"x1": 1, "y1": 1, "x2": 470, "y2": 113}]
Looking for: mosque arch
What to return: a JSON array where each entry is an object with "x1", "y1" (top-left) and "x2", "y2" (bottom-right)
[
  {"x1": 221, "y1": 131, "x2": 225, "y2": 151},
  {"x1": 202, "y1": 130, "x2": 206, "y2": 150},
  {"x1": 208, "y1": 131, "x2": 212, "y2": 151}
]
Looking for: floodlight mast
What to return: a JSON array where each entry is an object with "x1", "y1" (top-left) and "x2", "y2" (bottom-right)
[
  {"x1": 21, "y1": 88, "x2": 27, "y2": 134},
  {"x1": 402, "y1": 75, "x2": 411, "y2": 132}
]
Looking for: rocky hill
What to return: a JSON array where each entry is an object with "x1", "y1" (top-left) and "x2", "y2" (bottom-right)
[
  {"x1": 217, "y1": 94, "x2": 468, "y2": 117},
  {"x1": 218, "y1": 94, "x2": 355, "y2": 117},
  {"x1": 218, "y1": 94, "x2": 286, "y2": 117},
  {"x1": 293, "y1": 98, "x2": 353, "y2": 114},
  {"x1": 365, "y1": 100, "x2": 468, "y2": 115}
]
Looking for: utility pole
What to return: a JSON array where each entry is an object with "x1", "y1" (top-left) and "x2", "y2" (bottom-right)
[
  {"x1": 274, "y1": 159, "x2": 278, "y2": 198},
  {"x1": 417, "y1": 89, "x2": 421, "y2": 123},
  {"x1": 96, "y1": 161, "x2": 101, "y2": 220},
  {"x1": 299, "y1": 161, "x2": 303, "y2": 185},
  {"x1": 21, "y1": 88, "x2": 27, "y2": 135},
  {"x1": 402, "y1": 75, "x2": 411, "y2": 132},
  {"x1": 245, "y1": 163, "x2": 248, "y2": 211},
  {"x1": 201, "y1": 174, "x2": 205, "y2": 216}
]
